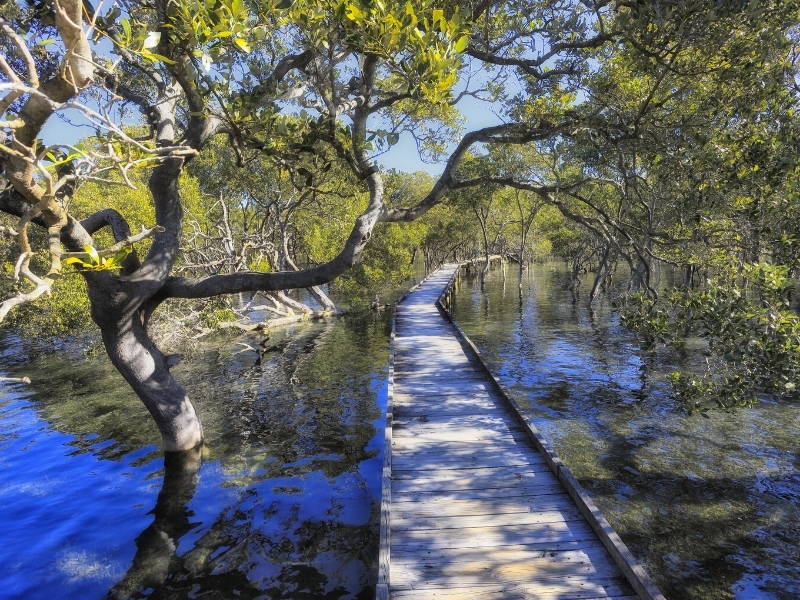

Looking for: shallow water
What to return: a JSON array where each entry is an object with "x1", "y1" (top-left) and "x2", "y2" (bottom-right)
[
  {"x1": 450, "y1": 263, "x2": 800, "y2": 600},
  {"x1": 0, "y1": 313, "x2": 390, "y2": 599},
  {"x1": 4, "y1": 263, "x2": 800, "y2": 599}
]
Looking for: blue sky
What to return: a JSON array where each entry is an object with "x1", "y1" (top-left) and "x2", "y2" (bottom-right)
[{"x1": 40, "y1": 79, "x2": 508, "y2": 177}]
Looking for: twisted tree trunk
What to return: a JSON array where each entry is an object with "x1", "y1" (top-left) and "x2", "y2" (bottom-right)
[
  {"x1": 82, "y1": 158, "x2": 204, "y2": 451},
  {"x1": 100, "y1": 320, "x2": 203, "y2": 451}
]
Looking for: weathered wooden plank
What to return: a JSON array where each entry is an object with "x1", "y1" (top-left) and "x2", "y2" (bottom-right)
[
  {"x1": 393, "y1": 464, "x2": 562, "y2": 480},
  {"x1": 393, "y1": 406, "x2": 504, "y2": 419},
  {"x1": 391, "y1": 470, "x2": 559, "y2": 494},
  {"x1": 391, "y1": 544, "x2": 617, "y2": 567},
  {"x1": 392, "y1": 505, "x2": 588, "y2": 531},
  {"x1": 393, "y1": 415, "x2": 520, "y2": 432},
  {"x1": 392, "y1": 451, "x2": 549, "y2": 471},
  {"x1": 391, "y1": 554, "x2": 624, "y2": 585},
  {"x1": 393, "y1": 356, "x2": 475, "y2": 364},
  {"x1": 393, "y1": 413, "x2": 521, "y2": 428},
  {"x1": 394, "y1": 341, "x2": 466, "y2": 351},
  {"x1": 392, "y1": 463, "x2": 555, "y2": 482},
  {"x1": 393, "y1": 426, "x2": 532, "y2": 447},
  {"x1": 390, "y1": 574, "x2": 634, "y2": 592},
  {"x1": 394, "y1": 424, "x2": 527, "y2": 442},
  {"x1": 391, "y1": 480, "x2": 559, "y2": 496},
  {"x1": 390, "y1": 521, "x2": 600, "y2": 550},
  {"x1": 392, "y1": 392, "x2": 499, "y2": 402},
  {"x1": 393, "y1": 390, "x2": 494, "y2": 400},
  {"x1": 393, "y1": 398, "x2": 501, "y2": 412},
  {"x1": 393, "y1": 369, "x2": 483, "y2": 378},
  {"x1": 394, "y1": 338, "x2": 461, "y2": 345},
  {"x1": 389, "y1": 582, "x2": 637, "y2": 600},
  {"x1": 394, "y1": 382, "x2": 494, "y2": 394},
  {"x1": 392, "y1": 441, "x2": 532, "y2": 458},
  {"x1": 391, "y1": 485, "x2": 567, "y2": 505},
  {"x1": 391, "y1": 442, "x2": 536, "y2": 460},
  {"x1": 395, "y1": 375, "x2": 488, "y2": 385},
  {"x1": 392, "y1": 486, "x2": 568, "y2": 508},
  {"x1": 391, "y1": 540, "x2": 610, "y2": 561},
  {"x1": 391, "y1": 439, "x2": 533, "y2": 455},
  {"x1": 393, "y1": 494, "x2": 578, "y2": 517},
  {"x1": 393, "y1": 359, "x2": 476, "y2": 369},
  {"x1": 389, "y1": 588, "x2": 638, "y2": 600},
  {"x1": 391, "y1": 594, "x2": 637, "y2": 600}
]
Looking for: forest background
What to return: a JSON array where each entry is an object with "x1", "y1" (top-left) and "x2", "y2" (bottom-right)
[{"x1": 2, "y1": 0, "x2": 800, "y2": 449}]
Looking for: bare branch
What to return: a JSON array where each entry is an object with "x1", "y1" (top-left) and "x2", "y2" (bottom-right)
[
  {"x1": 0, "y1": 377, "x2": 32, "y2": 384},
  {"x1": 0, "y1": 17, "x2": 40, "y2": 88},
  {"x1": 60, "y1": 224, "x2": 166, "y2": 261},
  {"x1": 382, "y1": 121, "x2": 572, "y2": 222},
  {"x1": 0, "y1": 83, "x2": 198, "y2": 159}
]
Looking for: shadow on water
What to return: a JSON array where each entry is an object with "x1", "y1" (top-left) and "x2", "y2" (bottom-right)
[
  {"x1": 452, "y1": 262, "x2": 800, "y2": 600},
  {"x1": 0, "y1": 312, "x2": 390, "y2": 599}
]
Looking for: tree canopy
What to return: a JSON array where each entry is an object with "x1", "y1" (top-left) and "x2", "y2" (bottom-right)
[{"x1": 2, "y1": 0, "x2": 799, "y2": 449}]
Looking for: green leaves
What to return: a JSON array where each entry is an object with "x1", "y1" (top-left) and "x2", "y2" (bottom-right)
[
  {"x1": 618, "y1": 261, "x2": 800, "y2": 412},
  {"x1": 64, "y1": 246, "x2": 132, "y2": 272},
  {"x1": 112, "y1": 16, "x2": 176, "y2": 64},
  {"x1": 453, "y1": 35, "x2": 469, "y2": 53},
  {"x1": 157, "y1": 0, "x2": 258, "y2": 68},
  {"x1": 231, "y1": 0, "x2": 247, "y2": 17},
  {"x1": 328, "y1": 0, "x2": 470, "y2": 102},
  {"x1": 366, "y1": 128, "x2": 400, "y2": 150}
]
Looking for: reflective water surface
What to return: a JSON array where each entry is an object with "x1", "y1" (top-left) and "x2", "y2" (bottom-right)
[
  {"x1": 0, "y1": 313, "x2": 390, "y2": 599},
  {"x1": 451, "y1": 263, "x2": 800, "y2": 600},
  {"x1": 4, "y1": 264, "x2": 799, "y2": 600}
]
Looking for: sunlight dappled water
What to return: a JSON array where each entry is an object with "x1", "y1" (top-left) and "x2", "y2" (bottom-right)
[
  {"x1": 451, "y1": 263, "x2": 800, "y2": 600},
  {"x1": 4, "y1": 263, "x2": 800, "y2": 599},
  {"x1": 0, "y1": 313, "x2": 390, "y2": 599}
]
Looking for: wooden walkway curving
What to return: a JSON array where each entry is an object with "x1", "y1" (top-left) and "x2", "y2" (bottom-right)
[{"x1": 377, "y1": 264, "x2": 665, "y2": 600}]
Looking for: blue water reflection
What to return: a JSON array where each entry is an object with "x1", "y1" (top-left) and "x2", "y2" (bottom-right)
[
  {"x1": 0, "y1": 313, "x2": 389, "y2": 599},
  {"x1": 451, "y1": 262, "x2": 800, "y2": 600}
]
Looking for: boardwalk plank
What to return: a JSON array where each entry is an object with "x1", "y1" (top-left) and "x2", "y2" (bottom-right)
[
  {"x1": 393, "y1": 426, "x2": 532, "y2": 445},
  {"x1": 390, "y1": 523, "x2": 600, "y2": 550},
  {"x1": 392, "y1": 463, "x2": 556, "y2": 481},
  {"x1": 393, "y1": 425, "x2": 527, "y2": 442},
  {"x1": 391, "y1": 472, "x2": 560, "y2": 494},
  {"x1": 393, "y1": 495, "x2": 578, "y2": 517},
  {"x1": 392, "y1": 452, "x2": 549, "y2": 470},
  {"x1": 390, "y1": 572, "x2": 632, "y2": 591},
  {"x1": 393, "y1": 399, "x2": 500, "y2": 412},
  {"x1": 393, "y1": 412, "x2": 519, "y2": 425},
  {"x1": 390, "y1": 581, "x2": 637, "y2": 599},
  {"x1": 391, "y1": 484, "x2": 566, "y2": 503},
  {"x1": 391, "y1": 544, "x2": 615, "y2": 564},
  {"x1": 391, "y1": 558, "x2": 624, "y2": 585},
  {"x1": 392, "y1": 506, "x2": 588, "y2": 530}
]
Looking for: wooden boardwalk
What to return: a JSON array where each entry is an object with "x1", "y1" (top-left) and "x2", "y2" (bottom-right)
[{"x1": 377, "y1": 264, "x2": 664, "y2": 600}]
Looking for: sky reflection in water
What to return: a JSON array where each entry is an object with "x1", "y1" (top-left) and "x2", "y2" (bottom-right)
[
  {"x1": 451, "y1": 263, "x2": 800, "y2": 600},
  {"x1": 0, "y1": 313, "x2": 389, "y2": 599}
]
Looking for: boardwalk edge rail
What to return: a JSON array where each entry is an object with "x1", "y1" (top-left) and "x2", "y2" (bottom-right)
[{"x1": 434, "y1": 264, "x2": 666, "y2": 600}]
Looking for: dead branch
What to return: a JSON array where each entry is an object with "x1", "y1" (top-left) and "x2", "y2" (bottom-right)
[
  {"x1": 0, "y1": 225, "x2": 18, "y2": 238},
  {"x1": 60, "y1": 224, "x2": 166, "y2": 261},
  {"x1": 0, "y1": 376, "x2": 31, "y2": 384}
]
